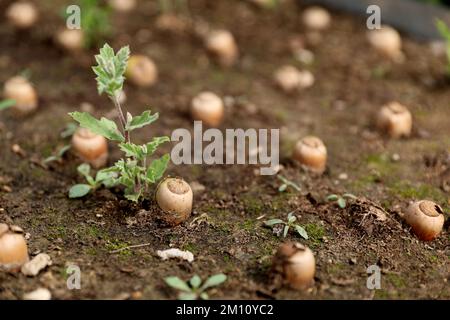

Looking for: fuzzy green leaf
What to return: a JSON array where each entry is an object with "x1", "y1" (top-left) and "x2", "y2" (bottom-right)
[
  {"x1": 283, "y1": 225, "x2": 290, "y2": 237},
  {"x1": 189, "y1": 275, "x2": 202, "y2": 289},
  {"x1": 337, "y1": 197, "x2": 346, "y2": 209},
  {"x1": 264, "y1": 219, "x2": 284, "y2": 226},
  {"x1": 145, "y1": 136, "x2": 170, "y2": 155},
  {"x1": 126, "y1": 111, "x2": 159, "y2": 131},
  {"x1": 165, "y1": 277, "x2": 191, "y2": 292},
  {"x1": 69, "y1": 184, "x2": 92, "y2": 198},
  {"x1": 69, "y1": 111, "x2": 124, "y2": 142},
  {"x1": 295, "y1": 225, "x2": 309, "y2": 240},
  {"x1": 200, "y1": 274, "x2": 227, "y2": 291},
  {"x1": 146, "y1": 154, "x2": 170, "y2": 183},
  {"x1": 0, "y1": 99, "x2": 16, "y2": 111},
  {"x1": 326, "y1": 194, "x2": 339, "y2": 201},
  {"x1": 178, "y1": 292, "x2": 198, "y2": 300}
]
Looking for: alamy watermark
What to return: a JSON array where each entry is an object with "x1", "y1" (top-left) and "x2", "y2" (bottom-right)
[
  {"x1": 366, "y1": 265, "x2": 381, "y2": 290},
  {"x1": 66, "y1": 264, "x2": 81, "y2": 290},
  {"x1": 366, "y1": 5, "x2": 381, "y2": 30}
]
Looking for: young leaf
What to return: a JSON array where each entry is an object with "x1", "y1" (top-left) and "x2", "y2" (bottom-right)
[
  {"x1": 146, "y1": 154, "x2": 170, "y2": 183},
  {"x1": 69, "y1": 111, "x2": 125, "y2": 142},
  {"x1": 126, "y1": 110, "x2": 159, "y2": 131},
  {"x1": 283, "y1": 225, "x2": 290, "y2": 237},
  {"x1": 278, "y1": 184, "x2": 287, "y2": 192},
  {"x1": 326, "y1": 194, "x2": 339, "y2": 201},
  {"x1": 69, "y1": 184, "x2": 92, "y2": 198},
  {"x1": 199, "y1": 292, "x2": 209, "y2": 300},
  {"x1": 200, "y1": 274, "x2": 227, "y2": 291},
  {"x1": 337, "y1": 197, "x2": 346, "y2": 209},
  {"x1": 295, "y1": 225, "x2": 309, "y2": 240},
  {"x1": 119, "y1": 142, "x2": 144, "y2": 159},
  {"x1": 95, "y1": 168, "x2": 118, "y2": 182},
  {"x1": 165, "y1": 277, "x2": 191, "y2": 292},
  {"x1": 77, "y1": 163, "x2": 91, "y2": 178},
  {"x1": 0, "y1": 99, "x2": 16, "y2": 111},
  {"x1": 145, "y1": 136, "x2": 170, "y2": 155},
  {"x1": 178, "y1": 292, "x2": 198, "y2": 300},
  {"x1": 343, "y1": 193, "x2": 357, "y2": 200},
  {"x1": 189, "y1": 275, "x2": 202, "y2": 289},
  {"x1": 264, "y1": 219, "x2": 284, "y2": 226}
]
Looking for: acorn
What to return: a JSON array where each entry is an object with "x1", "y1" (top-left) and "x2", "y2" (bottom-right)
[
  {"x1": 6, "y1": 1, "x2": 38, "y2": 29},
  {"x1": 3, "y1": 76, "x2": 38, "y2": 116},
  {"x1": 272, "y1": 242, "x2": 315, "y2": 290},
  {"x1": 292, "y1": 136, "x2": 327, "y2": 174},
  {"x1": 404, "y1": 200, "x2": 445, "y2": 241},
  {"x1": 55, "y1": 29, "x2": 85, "y2": 52},
  {"x1": 156, "y1": 178, "x2": 193, "y2": 226},
  {"x1": 205, "y1": 29, "x2": 239, "y2": 67},
  {"x1": 109, "y1": 0, "x2": 136, "y2": 12},
  {"x1": 125, "y1": 55, "x2": 158, "y2": 87},
  {"x1": 376, "y1": 102, "x2": 412, "y2": 138},
  {"x1": 71, "y1": 128, "x2": 108, "y2": 168},
  {"x1": 301, "y1": 6, "x2": 331, "y2": 31},
  {"x1": 190, "y1": 92, "x2": 224, "y2": 127},
  {"x1": 274, "y1": 65, "x2": 314, "y2": 92},
  {"x1": 367, "y1": 25, "x2": 404, "y2": 61},
  {"x1": 0, "y1": 223, "x2": 29, "y2": 271}
]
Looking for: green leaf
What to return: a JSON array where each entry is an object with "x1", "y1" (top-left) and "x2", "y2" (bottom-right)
[
  {"x1": 264, "y1": 219, "x2": 284, "y2": 226},
  {"x1": 283, "y1": 225, "x2": 290, "y2": 237},
  {"x1": 69, "y1": 111, "x2": 124, "y2": 142},
  {"x1": 0, "y1": 99, "x2": 15, "y2": 111},
  {"x1": 146, "y1": 154, "x2": 170, "y2": 183},
  {"x1": 343, "y1": 193, "x2": 357, "y2": 200},
  {"x1": 337, "y1": 197, "x2": 346, "y2": 209},
  {"x1": 145, "y1": 136, "x2": 170, "y2": 155},
  {"x1": 178, "y1": 292, "x2": 198, "y2": 300},
  {"x1": 77, "y1": 163, "x2": 91, "y2": 178},
  {"x1": 199, "y1": 292, "x2": 209, "y2": 300},
  {"x1": 119, "y1": 142, "x2": 143, "y2": 159},
  {"x1": 200, "y1": 274, "x2": 227, "y2": 291},
  {"x1": 165, "y1": 277, "x2": 191, "y2": 292},
  {"x1": 295, "y1": 225, "x2": 309, "y2": 240},
  {"x1": 57, "y1": 145, "x2": 71, "y2": 157},
  {"x1": 95, "y1": 168, "x2": 118, "y2": 182},
  {"x1": 278, "y1": 184, "x2": 287, "y2": 192},
  {"x1": 326, "y1": 194, "x2": 339, "y2": 201},
  {"x1": 189, "y1": 275, "x2": 202, "y2": 289},
  {"x1": 69, "y1": 184, "x2": 92, "y2": 198},
  {"x1": 61, "y1": 123, "x2": 78, "y2": 138},
  {"x1": 126, "y1": 111, "x2": 159, "y2": 131},
  {"x1": 436, "y1": 19, "x2": 450, "y2": 41},
  {"x1": 124, "y1": 189, "x2": 142, "y2": 202}
]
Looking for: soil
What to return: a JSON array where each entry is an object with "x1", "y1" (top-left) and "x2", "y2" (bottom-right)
[{"x1": 0, "y1": 0, "x2": 449, "y2": 300}]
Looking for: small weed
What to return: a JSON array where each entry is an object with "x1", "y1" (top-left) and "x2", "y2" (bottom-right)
[
  {"x1": 277, "y1": 175, "x2": 301, "y2": 193},
  {"x1": 264, "y1": 211, "x2": 308, "y2": 239},
  {"x1": 165, "y1": 273, "x2": 227, "y2": 300},
  {"x1": 326, "y1": 193, "x2": 357, "y2": 208}
]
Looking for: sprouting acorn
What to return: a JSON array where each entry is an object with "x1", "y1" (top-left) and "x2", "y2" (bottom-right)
[
  {"x1": 205, "y1": 29, "x2": 239, "y2": 67},
  {"x1": 3, "y1": 76, "x2": 38, "y2": 116},
  {"x1": 71, "y1": 128, "x2": 108, "y2": 168},
  {"x1": 6, "y1": 1, "x2": 38, "y2": 29},
  {"x1": 404, "y1": 200, "x2": 445, "y2": 241},
  {"x1": 272, "y1": 242, "x2": 316, "y2": 290},
  {"x1": 0, "y1": 223, "x2": 29, "y2": 271},
  {"x1": 376, "y1": 102, "x2": 412, "y2": 138},
  {"x1": 301, "y1": 6, "x2": 331, "y2": 31},
  {"x1": 190, "y1": 91, "x2": 224, "y2": 127},
  {"x1": 125, "y1": 55, "x2": 158, "y2": 87},
  {"x1": 292, "y1": 136, "x2": 327, "y2": 174},
  {"x1": 156, "y1": 178, "x2": 193, "y2": 226}
]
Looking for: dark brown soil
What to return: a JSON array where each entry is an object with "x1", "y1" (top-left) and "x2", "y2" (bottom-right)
[{"x1": 0, "y1": 0, "x2": 449, "y2": 300}]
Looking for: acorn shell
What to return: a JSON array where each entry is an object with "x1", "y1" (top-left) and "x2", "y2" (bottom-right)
[
  {"x1": 71, "y1": 128, "x2": 108, "y2": 168},
  {"x1": 156, "y1": 178, "x2": 193, "y2": 226},
  {"x1": 0, "y1": 224, "x2": 29, "y2": 271},
  {"x1": 293, "y1": 136, "x2": 327, "y2": 174},
  {"x1": 404, "y1": 200, "x2": 445, "y2": 241}
]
